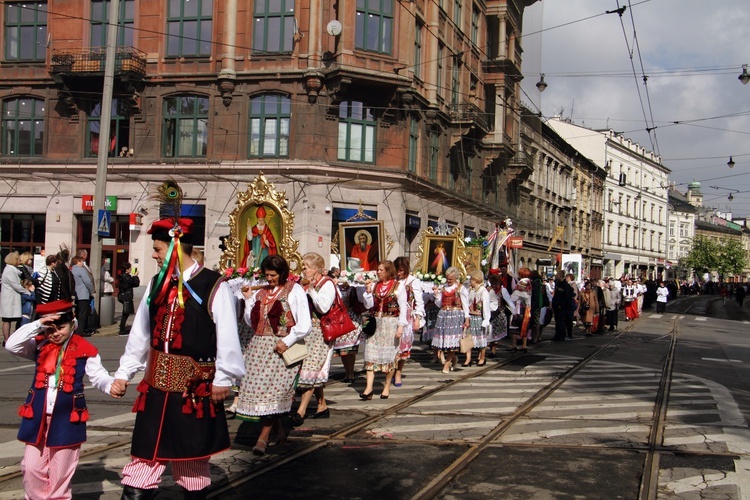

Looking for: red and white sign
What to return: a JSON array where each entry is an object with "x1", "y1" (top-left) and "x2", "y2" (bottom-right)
[{"x1": 507, "y1": 237, "x2": 524, "y2": 249}]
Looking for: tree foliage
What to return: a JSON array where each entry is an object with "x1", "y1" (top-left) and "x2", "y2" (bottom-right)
[
  {"x1": 716, "y1": 238, "x2": 747, "y2": 278},
  {"x1": 684, "y1": 236, "x2": 747, "y2": 279},
  {"x1": 684, "y1": 236, "x2": 719, "y2": 275}
]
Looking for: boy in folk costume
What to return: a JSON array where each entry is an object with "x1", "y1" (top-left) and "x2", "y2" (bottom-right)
[
  {"x1": 110, "y1": 181, "x2": 245, "y2": 499},
  {"x1": 6, "y1": 300, "x2": 115, "y2": 500}
]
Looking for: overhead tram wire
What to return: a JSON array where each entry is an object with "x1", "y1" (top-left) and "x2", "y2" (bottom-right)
[{"x1": 19, "y1": 2, "x2": 748, "y2": 175}]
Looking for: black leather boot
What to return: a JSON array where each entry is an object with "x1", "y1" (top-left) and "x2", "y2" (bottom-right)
[
  {"x1": 121, "y1": 485, "x2": 156, "y2": 500},
  {"x1": 182, "y1": 486, "x2": 209, "y2": 499}
]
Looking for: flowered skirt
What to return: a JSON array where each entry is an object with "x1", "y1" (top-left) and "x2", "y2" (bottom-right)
[
  {"x1": 363, "y1": 315, "x2": 399, "y2": 372},
  {"x1": 298, "y1": 323, "x2": 334, "y2": 389},
  {"x1": 333, "y1": 311, "x2": 363, "y2": 354},
  {"x1": 488, "y1": 311, "x2": 507, "y2": 343},
  {"x1": 397, "y1": 323, "x2": 413, "y2": 360},
  {"x1": 236, "y1": 332, "x2": 300, "y2": 418},
  {"x1": 469, "y1": 314, "x2": 488, "y2": 348},
  {"x1": 431, "y1": 309, "x2": 464, "y2": 351}
]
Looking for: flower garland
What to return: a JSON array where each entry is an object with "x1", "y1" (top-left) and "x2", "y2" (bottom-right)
[
  {"x1": 223, "y1": 266, "x2": 262, "y2": 280},
  {"x1": 338, "y1": 270, "x2": 378, "y2": 285},
  {"x1": 415, "y1": 272, "x2": 447, "y2": 285}
]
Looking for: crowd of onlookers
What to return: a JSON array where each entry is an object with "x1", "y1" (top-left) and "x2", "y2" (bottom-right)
[{"x1": 0, "y1": 247, "x2": 143, "y2": 345}]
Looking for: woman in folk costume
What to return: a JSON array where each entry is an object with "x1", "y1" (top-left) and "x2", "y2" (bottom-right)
[
  {"x1": 393, "y1": 257, "x2": 425, "y2": 387},
  {"x1": 332, "y1": 277, "x2": 366, "y2": 384},
  {"x1": 360, "y1": 260, "x2": 408, "y2": 399},
  {"x1": 289, "y1": 252, "x2": 336, "y2": 426},
  {"x1": 487, "y1": 273, "x2": 511, "y2": 357},
  {"x1": 431, "y1": 267, "x2": 470, "y2": 374},
  {"x1": 508, "y1": 278, "x2": 532, "y2": 353},
  {"x1": 110, "y1": 181, "x2": 245, "y2": 499},
  {"x1": 236, "y1": 254, "x2": 311, "y2": 455},
  {"x1": 6, "y1": 300, "x2": 114, "y2": 500},
  {"x1": 464, "y1": 270, "x2": 491, "y2": 366}
]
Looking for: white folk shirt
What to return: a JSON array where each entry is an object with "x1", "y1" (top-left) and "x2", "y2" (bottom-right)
[
  {"x1": 244, "y1": 282, "x2": 312, "y2": 348},
  {"x1": 362, "y1": 280, "x2": 410, "y2": 326},
  {"x1": 114, "y1": 261, "x2": 246, "y2": 388},
  {"x1": 6, "y1": 320, "x2": 114, "y2": 414},
  {"x1": 468, "y1": 286, "x2": 491, "y2": 328}
]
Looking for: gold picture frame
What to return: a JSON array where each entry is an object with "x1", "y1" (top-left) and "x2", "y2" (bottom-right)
[
  {"x1": 220, "y1": 173, "x2": 302, "y2": 272},
  {"x1": 463, "y1": 246, "x2": 484, "y2": 274},
  {"x1": 339, "y1": 221, "x2": 385, "y2": 273},
  {"x1": 413, "y1": 226, "x2": 467, "y2": 279}
]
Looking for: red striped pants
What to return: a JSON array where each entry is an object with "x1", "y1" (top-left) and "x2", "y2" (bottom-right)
[
  {"x1": 21, "y1": 415, "x2": 81, "y2": 500},
  {"x1": 121, "y1": 457, "x2": 210, "y2": 491}
]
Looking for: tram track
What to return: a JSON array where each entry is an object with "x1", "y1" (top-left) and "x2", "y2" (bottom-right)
[{"x1": 0, "y1": 320, "x2": 707, "y2": 499}]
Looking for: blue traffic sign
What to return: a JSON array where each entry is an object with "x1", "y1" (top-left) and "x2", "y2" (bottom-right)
[{"x1": 97, "y1": 209, "x2": 111, "y2": 237}]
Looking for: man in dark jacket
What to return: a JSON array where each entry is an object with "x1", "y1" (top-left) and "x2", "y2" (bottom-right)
[{"x1": 552, "y1": 270, "x2": 575, "y2": 340}]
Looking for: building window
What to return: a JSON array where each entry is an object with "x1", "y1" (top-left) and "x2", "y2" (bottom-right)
[
  {"x1": 437, "y1": 43, "x2": 444, "y2": 100},
  {"x1": 249, "y1": 94, "x2": 290, "y2": 158},
  {"x1": 414, "y1": 21, "x2": 423, "y2": 80},
  {"x1": 4, "y1": 2, "x2": 47, "y2": 61},
  {"x1": 355, "y1": 0, "x2": 393, "y2": 54},
  {"x1": 90, "y1": 0, "x2": 134, "y2": 47},
  {"x1": 453, "y1": 0, "x2": 462, "y2": 29},
  {"x1": 451, "y1": 57, "x2": 460, "y2": 107},
  {"x1": 87, "y1": 99, "x2": 130, "y2": 158},
  {"x1": 163, "y1": 95, "x2": 209, "y2": 157},
  {"x1": 471, "y1": 5, "x2": 480, "y2": 45},
  {"x1": 2, "y1": 97, "x2": 44, "y2": 157},
  {"x1": 0, "y1": 214, "x2": 46, "y2": 261},
  {"x1": 338, "y1": 101, "x2": 375, "y2": 163},
  {"x1": 408, "y1": 117, "x2": 419, "y2": 173},
  {"x1": 253, "y1": 0, "x2": 295, "y2": 54},
  {"x1": 429, "y1": 130, "x2": 439, "y2": 181},
  {"x1": 166, "y1": 0, "x2": 213, "y2": 57}
]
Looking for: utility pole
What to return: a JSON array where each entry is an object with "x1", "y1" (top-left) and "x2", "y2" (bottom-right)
[{"x1": 90, "y1": 0, "x2": 119, "y2": 319}]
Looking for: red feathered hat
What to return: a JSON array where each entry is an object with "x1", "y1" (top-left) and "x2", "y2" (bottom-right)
[{"x1": 147, "y1": 217, "x2": 193, "y2": 236}]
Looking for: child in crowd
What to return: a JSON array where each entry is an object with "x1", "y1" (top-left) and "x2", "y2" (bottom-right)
[
  {"x1": 5, "y1": 300, "x2": 114, "y2": 499},
  {"x1": 20, "y1": 279, "x2": 36, "y2": 326}
]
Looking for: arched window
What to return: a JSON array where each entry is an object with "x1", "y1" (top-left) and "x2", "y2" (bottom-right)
[
  {"x1": 163, "y1": 95, "x2": 209, "y2": 157},
  {"x1": 248, "y1": 94, "x2": 290, "y2": 158},
  {"x1": 2, "y1": 97, "x2": 44, "y2": 157}
]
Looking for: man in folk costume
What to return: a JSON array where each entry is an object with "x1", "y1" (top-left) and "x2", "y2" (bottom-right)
[{"x1": 110, "y1": 181, "x2": 245, "y2": 500}]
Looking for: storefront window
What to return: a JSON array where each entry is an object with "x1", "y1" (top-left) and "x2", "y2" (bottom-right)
[{"x1": 0, "y1": 213, "x2": 46, "y2": 266}]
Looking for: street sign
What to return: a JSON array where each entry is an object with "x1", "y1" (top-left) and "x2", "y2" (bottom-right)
[{"x1": 97, "y1": 210, "x2": 111, "y2": 237}]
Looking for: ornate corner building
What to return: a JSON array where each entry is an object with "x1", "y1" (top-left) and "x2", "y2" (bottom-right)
[{"x1": 0, "y1": 0, "x2": 612, "y2": 279}]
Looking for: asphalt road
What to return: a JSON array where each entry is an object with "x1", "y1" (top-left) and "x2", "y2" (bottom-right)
[{"x1": 0, "y1": 294, "x2": 748, "y2": 499}]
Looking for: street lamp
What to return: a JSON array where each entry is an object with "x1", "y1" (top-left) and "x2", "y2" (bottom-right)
[
  {"x1": 739, "y1": 64, "x2": 750, "y2": 85},
  {"x1": 727, "y1": 156, "x2": 735, "y2": 168},
  {"x1": 536, "y1": 74, "x2": 548, "y2": 93}
]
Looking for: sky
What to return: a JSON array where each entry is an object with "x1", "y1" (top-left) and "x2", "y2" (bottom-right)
[{"x1": 521, "y1": 0, "x2": 750, "y2": 216}]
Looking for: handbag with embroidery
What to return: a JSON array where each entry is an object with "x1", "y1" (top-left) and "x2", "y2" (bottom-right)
[{"x1": 320, "y1": 291, "x2": 357, "y2": 342}]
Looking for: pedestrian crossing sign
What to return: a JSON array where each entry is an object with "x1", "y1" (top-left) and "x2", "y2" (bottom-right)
[{"x1": 97, "y1": 209, "x2": 111, "y2": 237}]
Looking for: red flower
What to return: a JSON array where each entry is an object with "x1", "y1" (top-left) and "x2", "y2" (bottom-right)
[{"x1": 224, "y1": 267, "x2": 234, "y2": 277}]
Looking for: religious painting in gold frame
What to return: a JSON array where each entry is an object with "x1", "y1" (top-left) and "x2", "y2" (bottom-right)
[
  {"x1": 413, "y1": 226, "x2": 467, "y2": 279},
  {"x1": 219, "y1": 173, "x2": 302, "y2": 272},
  {"x1": 463, "y1": 246, "x2": 484, "y2": 275},
  {"x1": 338, "y1": 221, "x2": 385, "y2": 273}
]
